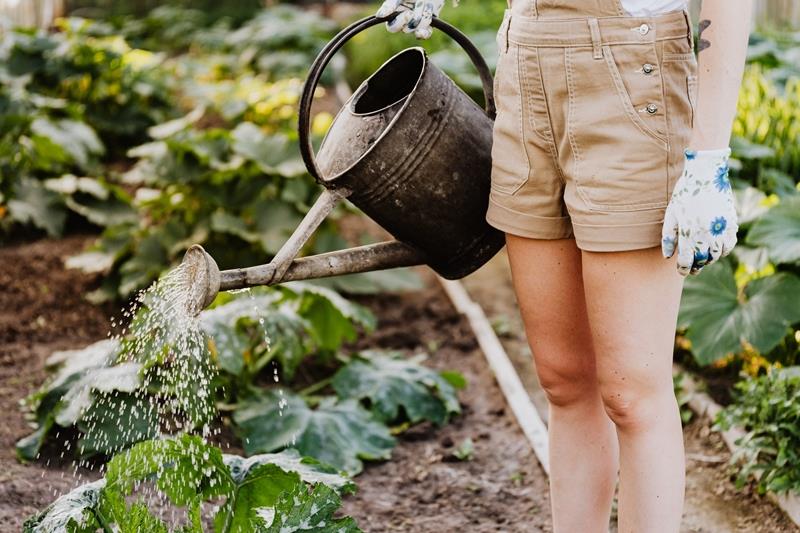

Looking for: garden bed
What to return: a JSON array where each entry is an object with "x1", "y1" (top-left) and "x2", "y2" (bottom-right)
[{"x1": 0, "y1": 235, "x2": 552, "y2": 532}]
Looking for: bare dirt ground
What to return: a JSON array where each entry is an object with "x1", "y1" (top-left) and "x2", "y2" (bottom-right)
[
  {"x1": 0, "y1": 236, "x2": 552, "y2": 532},
  {"x1": 460, "y1": 248, "x2": 798, "y2": 533}
]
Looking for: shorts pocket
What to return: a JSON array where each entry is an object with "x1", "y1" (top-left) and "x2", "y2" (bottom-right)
[
  {"x1": 565, "y1": 46, "x2": 670, "y2": 212},
  {"x1": 602, "y1": 44, "x2": 668, "y2": 149},
  {"x1": 490, "y1": 43, "x2": 531, "y2": 196}
]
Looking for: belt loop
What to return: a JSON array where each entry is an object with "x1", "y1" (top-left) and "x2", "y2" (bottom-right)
[{"x1": 587, "y1": 17, "x2": 603, "y2": 59}]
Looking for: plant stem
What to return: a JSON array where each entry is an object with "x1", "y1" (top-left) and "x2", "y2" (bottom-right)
[{"x1": 298, "y1": 376, "x2": 333, "y2": 397}]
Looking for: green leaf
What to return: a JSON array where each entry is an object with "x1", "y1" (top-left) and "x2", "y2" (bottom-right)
[
  {"x1": 732, "y1": 245, "x2": 771, "y2": 273},
  {"x1": 251, "y1": 199, "x2": 304, "y2": 254},
  {"x1": 452, "y1": 437, "x2": 474, "y2": 461},
  {"x1": 231, "y1": 122, "x2": 306, "y2": 177},
  {"x1": 7, "y1": 178, "x2": 67, "y2": 236},
  {"x1": 233, "y1": 389, "x2": 395, "y2": 475},
  {"x1": 713, "y1": 367, "x2": 800, "y2": 495},
  {"x1": 64, "y1": 194, "x2": 138, "y2": 227},
  {"x1": 213, "y1": 463, "x2": 301, "y2": 533},
  {"x1": 76, "y1": 392, "x2": 159, "y2": 457},
  {"x1": 15, "y1": 419, "x2": 54, "y2": 463},
  {"x1": 105, "y1": 435, "x2": 233, "y2": 507},
  {"x1": 23, "y1": 479, "x2": 105, "y2": 533},
  {"x1": 114, "y1": 503, "x2": 169, "y2": 533},
  {"x1": 746, "y1": 195, "x2": 800, "y2": 265},
  {"x1": 288, "y1": 281, "x2": 376, "y2": 351},
  {"x1": 254, "y1": 483, "x2": 361, "y2": 533},
  {"x1": 678, "y1": 260, "x2": 800, "y2": 365},
  {"x1": 55, "y1": 361, "x2": 142, "y2": 426},
  {"x1": 16, "y1": 340, "x2": 120, "y2": 460},
  {"x1": 222, "y1": 448, "x2": 355, "y2": 494},
  {"x1": 731, "y1": 136, "x2": 776, "y2": 160},
  {"x1": 147, "y1": 106, "x2": 206, "y2": 140},
  {"x1": 31, "y1": 117, "x2": 104, "y2": 169},
  {"x1": 734, "y1": 186, "x2": 771, "y2": 225},
  {"x1": 332, "y1": 350, "x2": 461, "y2": 426},
  {"x1": 199, "y1": 291, "x2": 307, "y2": 378},
  {"x1": 220, "y1": 446, "x2": 357, "y2": 532}
]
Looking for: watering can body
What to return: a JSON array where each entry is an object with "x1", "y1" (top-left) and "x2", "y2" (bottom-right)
[
  {"x1": 182, "y1": 15, "x2": 503, "y2": 315},
  {"x1": 316, "y1": 46, "x2": 503, "y2": 279}
]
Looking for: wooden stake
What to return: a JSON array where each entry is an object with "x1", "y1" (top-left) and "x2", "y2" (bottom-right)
[{"x1": 438, "y1": 276, "x2": 550, "y2": 475}]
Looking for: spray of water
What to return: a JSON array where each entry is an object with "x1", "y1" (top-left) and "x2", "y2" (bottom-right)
[{"x1": 47, "y1": 264, "x2": 300, "y2": 527}]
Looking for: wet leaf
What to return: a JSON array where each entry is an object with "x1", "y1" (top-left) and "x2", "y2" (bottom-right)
[
  {"x1": 332, "y1": 350, "x2": 461, "y2": 426},
  {"x1": 22, "y1": 479, "x2": 105, "y2": 533},
  {"x1": 233, "y1": 389, "x2": 395, "y2": 475},
  {"x1": 253, "y1": 483, "x2": 361, "y2": 533}
]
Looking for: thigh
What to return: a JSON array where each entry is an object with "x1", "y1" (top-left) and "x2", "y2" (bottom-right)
[
  {"x1": 506, "y1": 234, "x2": 596, "y2": 401},
  {"x1": 581, "y1": 246, "x2": 685, "y2": 399}
]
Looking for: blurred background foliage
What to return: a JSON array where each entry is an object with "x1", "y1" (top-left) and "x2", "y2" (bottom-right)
[{"x1": 0, "y1": 0, "x2": 798, "y2": 372}]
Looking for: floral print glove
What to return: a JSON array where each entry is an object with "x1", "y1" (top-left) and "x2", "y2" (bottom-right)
[
  {"x1": 376, "y1": 0, "x2": 445, "y2": 39},
  {"x1": 661, "y1": 148, "x2": 739, "y2": 276}
]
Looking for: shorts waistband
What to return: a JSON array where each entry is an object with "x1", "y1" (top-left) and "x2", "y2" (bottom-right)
[{"x1": 506, "y1": 9, "x2": 692, "y2": 48}]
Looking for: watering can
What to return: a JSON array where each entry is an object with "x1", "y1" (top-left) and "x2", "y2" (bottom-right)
[{"x1": 182, "y1": 14, "x2": 504, "y2": 316}]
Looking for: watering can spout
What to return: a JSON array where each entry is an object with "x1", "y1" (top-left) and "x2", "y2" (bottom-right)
[{"x1": 181, "y1": 239, "x2": 426, "y2": 317}]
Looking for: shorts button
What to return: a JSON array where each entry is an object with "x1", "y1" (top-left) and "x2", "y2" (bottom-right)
[
  {"x1": 646, "y1": 103, "x2": 659, "y2": 114},
  {"x1": 642, "y1": 63, "x2": 655, "y2": 74},
  {"x1": 637, "y1": 23, "x2": 650, "y2": 35}
]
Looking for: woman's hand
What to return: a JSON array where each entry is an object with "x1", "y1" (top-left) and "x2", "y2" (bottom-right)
[
  {"x1": 376, "y1": 0, "x2": 445, "y2": 39},
  {"x1": 661, "y1": 148, "x2": 739, "y2": 276}
]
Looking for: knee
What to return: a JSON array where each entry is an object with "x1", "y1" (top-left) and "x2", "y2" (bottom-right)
[
  {"x1": 598, "y1": 384, "x2": 672, "y2": 431},
  {"x1": 537, "y1": 361, "x2": 596, "y2": 408}
]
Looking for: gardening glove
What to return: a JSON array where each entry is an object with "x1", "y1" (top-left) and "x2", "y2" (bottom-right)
[
  {"x1": 661, "y1": 148, "x2": 739, "y2": 276},
  {"x1": 376, "y1": 0, "x2": 445, "y2": 40}
]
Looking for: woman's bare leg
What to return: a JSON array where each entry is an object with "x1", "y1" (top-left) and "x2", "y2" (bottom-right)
[
  {"x1": 506, "y1": 234, "x2": 619, "y2": 532},
  {"x1": 581, "y1": 245, "x2": 686, "y2": 533}
]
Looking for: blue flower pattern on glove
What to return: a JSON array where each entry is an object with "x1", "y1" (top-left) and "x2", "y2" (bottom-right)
[
  {"x1": 661, "y1": 148, "x2": 739, "y2": 276},
  {"x1": 709, "y1": 216, "x2": 727, "y2": 236},
  {"x1": 713, "y1": 164, "x2": 731, "y2": 192}
]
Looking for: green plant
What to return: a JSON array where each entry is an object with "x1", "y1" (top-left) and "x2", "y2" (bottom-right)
[
  {"x1": 732, "y1": 66, "x2": 800, "y2": 189},
  {"x1": 678, "y1": 258, "x2": 800, "y2": 366},
  {"x1": 24, "y1": 435, "x2": 360, "y2": 533},
  {"x1": 18, "y1": 284, "x2": 465, "y2": 474},
  {"x1": 17, "y1": 283, "x2": 374, "y2": 461},
  {"x1": 714, "y1": 366, "x2": 800, "y2": 495},
  {"x1": 672, "y1": 371, "x2": 695, "y2": 425},
  {"x1": 67, "y1": 114, "x2": 332, "y2": 300},
  {"x1": 2, "y1": 18, "x2": 176, "y2": 150},
  {"x1": 342, "y1": 1, "x2": 504, "y2": 102}
]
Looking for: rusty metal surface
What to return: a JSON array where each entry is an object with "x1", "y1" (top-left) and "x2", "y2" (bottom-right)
[{"x1": 315, "y1": 46, "x2": 504, "y2": 279}]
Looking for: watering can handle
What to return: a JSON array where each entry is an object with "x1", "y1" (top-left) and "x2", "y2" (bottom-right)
[{"x1": 298, "y1": 14, "x2": 497, "y2": 184}]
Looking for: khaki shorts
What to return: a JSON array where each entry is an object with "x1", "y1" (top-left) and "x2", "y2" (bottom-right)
[{"x1": 486, "y1": 9, "x2": 698, "y2": 251}]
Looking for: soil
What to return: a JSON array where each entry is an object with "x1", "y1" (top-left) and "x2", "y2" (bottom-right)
[
  {"x1": 342, "y1": 277, "x2": 552, "y2": 532},
  {"x1": 2, "y1": 232, "x2": 797, "y2": 532},
  {"x1": 0, "y1": 236, "x2": 552, "y2": 532},
  {"x1": 0, "y1": 236, "x2": 110, "y2": 530}
]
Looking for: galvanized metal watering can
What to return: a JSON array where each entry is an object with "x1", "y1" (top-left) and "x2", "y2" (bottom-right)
[{"x1": 182, "y1": 14, "x2": 504, "y2": 316}]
